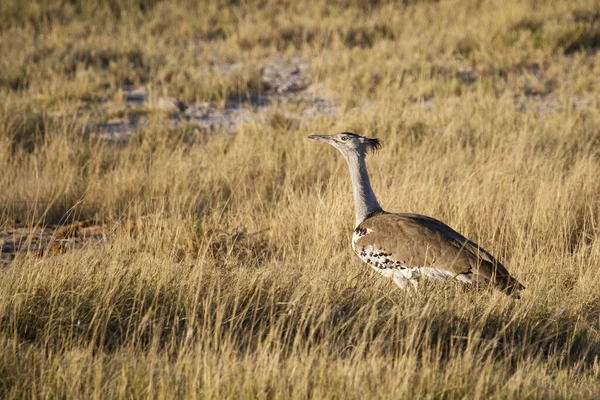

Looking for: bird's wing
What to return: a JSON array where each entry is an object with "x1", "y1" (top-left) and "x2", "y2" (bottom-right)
[{"x1": 354, "y1": 212, "x2": 523, "y2": 293}]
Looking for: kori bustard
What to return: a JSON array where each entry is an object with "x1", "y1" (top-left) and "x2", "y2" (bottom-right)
[{"x1": 309, "y1": 132, "x2": 524, "y2": 295}]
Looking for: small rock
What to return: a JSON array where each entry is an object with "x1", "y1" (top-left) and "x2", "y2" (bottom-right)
[
  {"x1": 261, "y1": 57, "x2": 311, "y2": 93},
  {"x1": 124, "y1": 88, "x2": 148, "y2": 104},
  {"x1": 158, "y1": 97, "x2": 186, "y2": 113}
]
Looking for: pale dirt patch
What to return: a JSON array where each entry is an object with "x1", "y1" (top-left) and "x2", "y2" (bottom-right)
[{"x1": 86, "y1": 57, "x2": 336, "y2": 142}]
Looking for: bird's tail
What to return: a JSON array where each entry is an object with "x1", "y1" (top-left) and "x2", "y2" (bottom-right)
[{"x1": 499, "y1": 275, "x2": 525, "y2": 298}]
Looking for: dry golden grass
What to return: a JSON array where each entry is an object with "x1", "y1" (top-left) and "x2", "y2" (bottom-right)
[{"x1": 1, "y1": 0, "x2": 600, "y2": 398}]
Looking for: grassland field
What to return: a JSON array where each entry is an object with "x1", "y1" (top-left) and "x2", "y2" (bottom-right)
[{"x1": 1, "y1": 0, "x2": 600, "y2": 398}]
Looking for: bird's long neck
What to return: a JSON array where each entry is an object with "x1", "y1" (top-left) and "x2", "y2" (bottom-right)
[{"x1": 343, "y1": 152, "x2": 382, "y2": 227}]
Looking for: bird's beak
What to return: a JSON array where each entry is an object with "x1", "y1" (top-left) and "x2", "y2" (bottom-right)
[{"x1": 308, "y1": 134, "x2": 331, "y2": 142}]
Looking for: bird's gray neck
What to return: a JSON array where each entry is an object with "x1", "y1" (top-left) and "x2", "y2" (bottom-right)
[{"x1": 343, "y1": 152, "x2": 382, "y2": 227}]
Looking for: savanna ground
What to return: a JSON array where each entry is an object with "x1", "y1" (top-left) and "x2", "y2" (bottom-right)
[{"x1": 1, "y1": 0, "x2": 600, "y2": 398}]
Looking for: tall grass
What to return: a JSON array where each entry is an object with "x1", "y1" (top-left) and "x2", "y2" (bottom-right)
[{"x1": 1, "y1": 0, "x2": 600, "y2": 398}]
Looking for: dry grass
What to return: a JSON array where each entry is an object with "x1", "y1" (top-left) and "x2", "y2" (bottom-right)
[{"x1": 2, "y1": 0, "x2": 600, "y2": 398}]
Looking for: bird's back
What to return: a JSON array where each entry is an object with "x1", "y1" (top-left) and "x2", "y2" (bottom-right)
[{"x1": 353, "y1": 212, "x2": 524, "y2": 295}]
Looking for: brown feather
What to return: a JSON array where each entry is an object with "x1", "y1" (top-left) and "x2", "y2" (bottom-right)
[{"x1": 354, "y1": 212, "x2": 524, "y2": 295}]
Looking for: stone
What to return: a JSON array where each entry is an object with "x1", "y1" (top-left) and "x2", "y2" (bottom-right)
[{"x1": 158, "y1": 97, "x2": 187, "y2": 113}]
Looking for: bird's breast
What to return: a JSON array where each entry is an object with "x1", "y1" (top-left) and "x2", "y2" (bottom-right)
[
  {"x1": 351, "y1": 226, "x2": 370, "y2": 251},
  {"x1": 352, "y1": 228, "x2": 406, "y2": 271}
]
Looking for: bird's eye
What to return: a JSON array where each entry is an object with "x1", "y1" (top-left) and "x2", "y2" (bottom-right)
[{"x1": 341, "y1": 136, "x2": 348, "y2": 141}]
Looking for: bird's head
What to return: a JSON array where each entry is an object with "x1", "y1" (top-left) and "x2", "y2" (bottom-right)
[{"x1": 308, "y1": 132, "x2": 381, "y2": 158}]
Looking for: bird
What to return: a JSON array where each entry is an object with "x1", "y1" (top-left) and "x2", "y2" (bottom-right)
[{"x1": 308, "y1": 132, "x2": 524, "y2": 296}]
